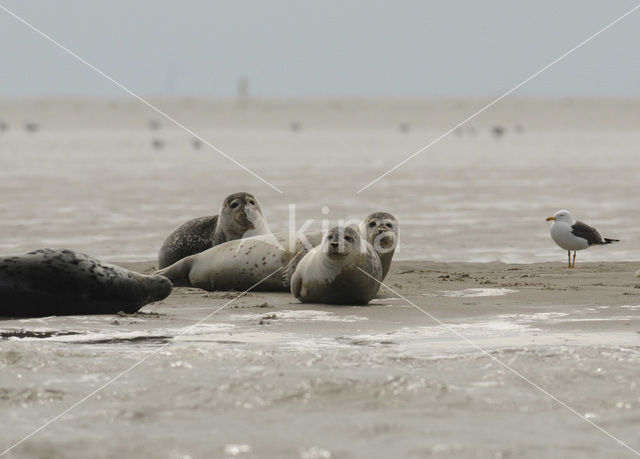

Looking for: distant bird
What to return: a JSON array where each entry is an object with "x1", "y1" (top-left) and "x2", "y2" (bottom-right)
[
  {"x1": 151, "y1": 138, "x2": 165, "y2": 149},
  {"x1": 546, "y1": 210, "x2": 619, "y2": 268},
  {"x1": 191, "y1": 137, "x2": 202, "y2": 149},
  {"x1": 24, "y1": 122, "x2": 39, "y2": 133},
  {"x1": 491, "y1": 125, "x2": 505, "y2": 138},
  {"x1": 290, "y1": 121, "x2": 302, "y2": 133},
  {"x1": 398, "y1": 122, "x2": 411, "y2": 134}
]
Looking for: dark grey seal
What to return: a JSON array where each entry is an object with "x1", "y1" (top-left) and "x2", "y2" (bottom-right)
[
  {"x1": 284, "y1": 226, "x2": 383, "y2": 305},
  {"x1": 0, "y1": 249, "x2": 172, "y2": 317},
  {"x1": 157, "y1": 192, "x2": 270, "y2": 269}
]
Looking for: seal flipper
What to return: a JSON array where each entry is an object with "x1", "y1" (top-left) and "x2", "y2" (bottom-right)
[
  {"x1": 283, "y1": 250, "x2": 308, "y2": 290},
  {"x1": 156, "y1": 255, "x2": 194, "y2": 287}
]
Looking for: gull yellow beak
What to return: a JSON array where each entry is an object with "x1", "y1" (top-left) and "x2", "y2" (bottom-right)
[{"x1": 546, "y1": 217, "x2": 555, "y2": 221}]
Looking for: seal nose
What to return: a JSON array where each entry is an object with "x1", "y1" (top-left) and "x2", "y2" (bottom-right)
[
  {"x1": 330, "y1": 242, "x2": 339, "y2": 249},
  {"x1": 375, "y1": 228, "x2": 385, "y2": 235}
]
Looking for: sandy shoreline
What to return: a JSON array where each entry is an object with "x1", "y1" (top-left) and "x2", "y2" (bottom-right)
[
  {"x1": 119, "y1": 259, "x2": 640, "y2": 336},
  {"x1": 1, "y1": 259, "x2": 640, "y2": 458},
  {"x1": 112, "y1": 258, "x2": 640, "y2": 358}
]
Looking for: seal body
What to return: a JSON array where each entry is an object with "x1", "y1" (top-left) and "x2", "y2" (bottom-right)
[
  {"x1": 157, "y1": 192, "x2": 270, "y2": 269},
  {"x1": 287, "y1": 226, "x2": 382, "y2": 305},
  {"x1": 0, "y1": 249, "x2": 173, "y2": 317},
  {"x1": 157, "y1": 230, "x2": 323, "y2": 291},
  {"x1": 157, "y1": 215, "x2": 220, "y2": 269}
]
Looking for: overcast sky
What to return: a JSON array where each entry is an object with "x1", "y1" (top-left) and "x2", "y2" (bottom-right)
[{"x1": 1, "y1": 1, "x2": 639, "y2": 99}]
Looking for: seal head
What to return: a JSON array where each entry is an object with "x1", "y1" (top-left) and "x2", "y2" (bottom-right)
[
  {"x1": 359, "y1": 212, "x2": 398, "y2": 280},
  {"x1": 213, "y1": 192, "x2": 270, "y2": 243},
  {"x1": 157, "y1": 192, "x2": 270, "y2": 269}
]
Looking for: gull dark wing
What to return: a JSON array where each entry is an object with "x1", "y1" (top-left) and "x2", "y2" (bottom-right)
[{"x1": 571, "y1": 221, "x2": 606, "y2": 245}]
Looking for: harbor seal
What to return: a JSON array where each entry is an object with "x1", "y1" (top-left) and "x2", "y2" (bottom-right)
[
  {"x1": 157, "y1": 192, "x2": 270, "y2": 269},
  {"x1": 156, "y1": 212, "x2": 398, "y2": 292},
  {"x1": 284, "y1": 226, "x2": 382, "y2": 305},
  {"x1": 358, "y1": 212, "x2": 398, "y2": 280},
  {"x1": 157, "y1": 230, "x2": 324, "y2": 291},
  {"x1": 0, "y1": 249, "x2": 172, "y2": 317}
]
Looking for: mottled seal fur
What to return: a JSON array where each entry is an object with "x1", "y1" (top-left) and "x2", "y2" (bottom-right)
[
  {"x1": 156, "y1": 212, "x2": 398, "y2": 292},
  {"x1": 157, "y1": 230, "x2": 324, "y2": 291},
  {"x1": 0, "y1": 249, "x2": 173, "y2": 317},
  {"x1": 358, "y1": 212, "x2": 398, "y2": 280},
  {"x1": 157, "y1": 192, "x2": 270, "y2": 269},
  {"x1": 284, "y1": 226, "x2": 382, "y2": 305}
]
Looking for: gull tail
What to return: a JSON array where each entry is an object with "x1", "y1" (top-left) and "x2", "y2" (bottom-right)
[{"x1": 603, "y1": 238, "x2": 619, "y2": 244}]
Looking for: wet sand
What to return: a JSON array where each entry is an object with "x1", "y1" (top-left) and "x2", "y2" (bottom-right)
[
  {"x1": 1, "y1": 97, "x2": 639, "y2": 457},
  {"x1": 120, "y1": 258, "x2": 640, "y2": 343},
  {"x1": 1, "y1": 260, "x2": 639, "y2": 458}
]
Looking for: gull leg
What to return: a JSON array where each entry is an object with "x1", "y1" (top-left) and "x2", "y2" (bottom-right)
[
  {"x1": 572, "y1": 251, "x2": 576, "y2": 269},
  {"x1": 567, "y1": 251, "x2": 571, "y2": 268}
]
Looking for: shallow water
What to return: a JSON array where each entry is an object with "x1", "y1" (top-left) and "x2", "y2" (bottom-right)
[
  {"x1": 1, "y1": 300, "x2": 639, "y2": 458},
  {"x1": 0, "y1": 99, "x2": 638, "y2": 263}
]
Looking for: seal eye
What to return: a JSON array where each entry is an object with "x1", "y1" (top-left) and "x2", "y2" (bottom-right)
[
  {"x1": 344, "y1": 236, "x2": 353, "y2": 242},
  {"x1": 368, "y1": 221, "x2": 376, "y2": 228},
  {"x1": 230, "y1": 201, "x2": 239, "y2": 209},
  {"x1": 327, "y1": 234, "x2": 334, "y2": 241},
  {"x1": 385, "y1": 223, "x2": 393, "y2": 228},
  {"x1": 248, "y1": 200, "x2": 255, "y2": 205}
]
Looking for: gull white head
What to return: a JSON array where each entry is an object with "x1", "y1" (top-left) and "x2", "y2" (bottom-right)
[{"x1": 546, "y1": 210, "x2": 574, "y2": 224}]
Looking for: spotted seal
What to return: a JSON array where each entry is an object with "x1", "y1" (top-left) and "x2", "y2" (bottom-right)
[
  {"x1": 0, "y1": 249, "x2": 172, "y2": 317},
  {"x1": 284, "y1": 226, "x2": 382, "y2": 305},
  {"x1": 157, "y1": 192, "x2": 270, "y2": 269},
  {"x1": 157, "y1": 230, "x2": 323, "y2": 291}
]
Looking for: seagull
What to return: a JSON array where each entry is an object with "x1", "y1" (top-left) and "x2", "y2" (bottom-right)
[{"x1": 546, "y1": 210, "x2": 619, "y2": 268}]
